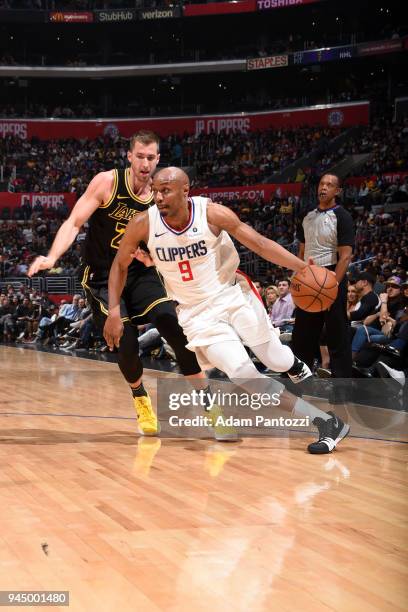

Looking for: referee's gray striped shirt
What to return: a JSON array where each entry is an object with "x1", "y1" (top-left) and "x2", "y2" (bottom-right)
[{"x1": 298, "y1": 205, "x2": 354, "y2": 268}]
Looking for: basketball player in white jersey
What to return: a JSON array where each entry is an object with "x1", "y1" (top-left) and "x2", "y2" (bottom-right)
[{"x1": 105, "y1": 168, "x2": 350, "y2": 454}]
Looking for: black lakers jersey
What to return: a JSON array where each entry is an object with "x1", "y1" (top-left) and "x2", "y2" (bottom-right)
[{"x1": 82, "y1": 168, "x2": 154, "y2": 275}]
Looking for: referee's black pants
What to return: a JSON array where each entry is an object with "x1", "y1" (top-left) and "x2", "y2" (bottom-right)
[{"x1": 291, "y1": 277, "x2": 352, "y2": 378}]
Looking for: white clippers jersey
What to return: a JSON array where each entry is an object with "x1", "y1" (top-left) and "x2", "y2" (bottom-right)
[{"x1": 147, "y1": 196, "x2": 240, "y2": 306}]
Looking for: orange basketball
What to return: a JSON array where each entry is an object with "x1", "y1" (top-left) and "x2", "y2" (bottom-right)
[{"x1": 290, "y1": 265, "x2": 338, "y2": 312}]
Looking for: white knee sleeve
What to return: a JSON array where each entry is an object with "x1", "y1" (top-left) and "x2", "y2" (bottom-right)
[
  {"x1": 203, "y1": 341, "x2": 261, "y2": 380},
  {"x1": 250, "y1": 339, "x2": 295, "y2": 373}
]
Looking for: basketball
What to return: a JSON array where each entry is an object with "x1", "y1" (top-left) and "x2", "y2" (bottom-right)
[{"x1": 290, "y1": 265, "x2": 338, "y2": 312}]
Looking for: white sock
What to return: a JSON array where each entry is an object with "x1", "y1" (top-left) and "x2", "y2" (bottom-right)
[{"x1": 293, "y1": 397, "x2": 331, "y2": 422}]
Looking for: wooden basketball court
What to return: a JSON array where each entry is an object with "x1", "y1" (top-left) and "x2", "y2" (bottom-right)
[{"x1": 0, "y1": 345, "x2": 407, "y2": 611}]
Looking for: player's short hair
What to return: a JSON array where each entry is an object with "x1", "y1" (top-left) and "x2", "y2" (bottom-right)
[
  {"x1": 278, "y1": 278, "x2": 291, "y2": 286},
  {"x1": 129, "y1": 130, "x2": 160, "y2": 153},
  {"x1": 321, "y1": 173, "x2": 342, "y2": 188}
]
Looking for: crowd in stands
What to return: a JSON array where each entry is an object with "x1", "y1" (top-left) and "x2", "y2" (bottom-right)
[
  {"x1": 0, "y1": 285, "x2": 108, "y2": 351},
  {"x1": 0, "y1": 90, "x2": 366, "y2": 120},
  {"x1": 1, "y1": 197, "x2": 407, "y2": 383},
  {"x1": 1, "y1": 177, "x2": 406, "y2": 284},
  {"x1": 2, "y1": 238, "x2": 407, "y2": 384},
  {"x1": 2, "y1": 120, "x2": 406, "y2": 198},
  {"x1": 1, "y1": 117, "x2": 407, "y2": 385},
  {"x1": 0, "y1": 212, "x2": 82, "y2": 277},
  {"x1": 3, "y1": 29, "x2": 404, "y2": 68}
]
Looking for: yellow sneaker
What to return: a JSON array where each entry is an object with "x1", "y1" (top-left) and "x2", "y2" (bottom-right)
[
  {"x1": 204, "y1": 444, "x2": 237, "y2": 477},
  {"x1": 133, "y1": 395, "x2": 160, "y2": 436},
  {"x1": 133, "y1": 438, "x2": 162, "y2": 478},
  {"x1": 208, "y1": 405, "x2": 239, "y2": 442}
]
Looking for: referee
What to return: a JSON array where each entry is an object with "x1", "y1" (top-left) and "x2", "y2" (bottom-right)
[{"x1": 292, "y1": 173, "x2": 354, "y2": 378}]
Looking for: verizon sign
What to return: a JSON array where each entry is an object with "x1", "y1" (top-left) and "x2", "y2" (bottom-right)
[{"x1": 139, "y1": 8, "x2": 179, "y2": 19}]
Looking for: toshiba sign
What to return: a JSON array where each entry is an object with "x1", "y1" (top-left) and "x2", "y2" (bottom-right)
[
  {"x1": 257, "y1": 0, "x2": 323, "y2": 9},
  {"x1": 247, "y1": 55, "x2": 289, "y2": 70}
]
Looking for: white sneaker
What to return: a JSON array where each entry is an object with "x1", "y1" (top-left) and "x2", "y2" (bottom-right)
[
  {"x1": 376, "y1": 362, "x2": 405, "y2": 387},
  {"x1": 288, "y1": 360, "x2": 312, "y2": 384}
]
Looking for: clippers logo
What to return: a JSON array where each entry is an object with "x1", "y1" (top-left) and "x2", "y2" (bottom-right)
[
  {"x1": 103, "y1": 123, "x2": 119, "y2": 138},
  {"x1": 328, "y1": 111, "x2": 344, "y2": 127}
]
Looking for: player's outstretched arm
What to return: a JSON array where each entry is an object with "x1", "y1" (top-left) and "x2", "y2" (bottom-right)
[
  {"x1": 104, "y1": 213, "x2": 149, "y2": 350},
  {"x1": 207, "y1": 201, "x2": 308, "y2": 273},
  {"x1": 27, "y1": 172, "x2": 111, "y2": 277}
]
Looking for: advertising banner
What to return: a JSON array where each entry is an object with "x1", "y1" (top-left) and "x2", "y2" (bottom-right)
[
  {"x1": 358, "y1": 39, "x2": 403, "y2": 57},
  {"x1": 48, "y1": 11, "x2": 94, "y2": 23},
  {"x1": 0, "y1": 192, "x2": 77, "y2": 210},
  {"x1": 139, "y1": 7, "x2": 181, "y2": 20},
  {"x1": 292, "y1": 45, "x2": 355, "y2": 65},
  {"x1": 95, "y1": 10, "x2": 137, "y2": 22},
  {"x1": 257, "y1": 0, "x2": 323, "y2": 11},
  {"x1": 190, "y1": 183, "x2": 302, "y2": 202},
  {"x1": 247, "y1": 55, "x2": 289, "y2": 70},
  {"x1": 184, "y1": 0, "x2": 256, "y2": 17},
  {"x1": 0, "y1": 9, "x2": 45, "y2": 22},
  {"x1": 0, "y1": 102, "x2": 369, "y2": 141},
  {"x1": 346, "y1": 172, "x2": 408, "y2": 188}
]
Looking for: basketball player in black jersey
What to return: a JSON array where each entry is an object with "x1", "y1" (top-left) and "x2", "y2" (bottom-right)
[{"x1": 28, "y1": 130, "x2": 205, "y2": 436}]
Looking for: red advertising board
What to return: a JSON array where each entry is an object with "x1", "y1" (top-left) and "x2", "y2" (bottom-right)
[
  {"x1": 345, "y1": 172, "x2": 408, "y2": 187},
  {"x1": 0, "y1": 192, "x2": 77, "y2": 210},
  {"x1": 184, "y1": 0, "x2": 256, "y2": 17},
  {"x1": 190, "y1": 183, "x2": 302, "y2": 202},
  {"x1": 257, "y1": 0, "x2": 323, "y2": 10},
  {"x1": 0, "y1": 102, "x2": 370, "y2": 141},
  {"x1": 0, "y1": 186, "x2": 300, "y2": 210},
  {"x1": 49, "y1": 11, "x2": 94, "y2": 22}
]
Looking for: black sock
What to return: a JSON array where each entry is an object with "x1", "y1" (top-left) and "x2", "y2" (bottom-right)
[
  {"x1": 287, "y1": 357, "x2": 304, "y2": 376},
  {"x1": 131, "y1": 383, "x2": 148, "y2": 398},
  {"x1": 201, "y1": 385, "x2": 212, "y2": 411}
]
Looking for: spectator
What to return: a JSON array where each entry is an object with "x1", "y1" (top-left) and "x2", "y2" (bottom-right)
[
  {"x1": 264, "y1": 285, "x2": 279, "y2": 316},
  {"x1": 270, "y1": 279, "x2": 295, "y2": 332},
  {"x1": 349, "y1": 272, "x2": 380, "y2": 331}
]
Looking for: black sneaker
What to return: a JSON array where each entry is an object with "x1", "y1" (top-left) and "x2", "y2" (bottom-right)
[
  {"x1": 287, "y1": 359, "x2": 312, "y2": 384},
  {"x1": 308, "y1": 411, "x2": 350, "y2": 454}
]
